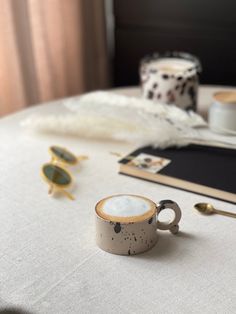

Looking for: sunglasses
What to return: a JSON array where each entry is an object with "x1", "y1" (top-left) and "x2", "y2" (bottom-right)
[{"x1": 41, "y1": 146, "x2": 88, "y2": 200}]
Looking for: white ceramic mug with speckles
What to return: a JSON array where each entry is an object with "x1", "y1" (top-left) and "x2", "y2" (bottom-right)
[
  {"x1": 140, "y1": 52, "x2": 201, "y2": 111},
  {"x1": 95, "y1": 194, "x2": 182, "y2": 255}
]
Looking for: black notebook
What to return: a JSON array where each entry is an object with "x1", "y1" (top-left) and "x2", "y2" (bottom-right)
[{"x1": 119, "y1": 145, "x2": 236, "y2": 204}]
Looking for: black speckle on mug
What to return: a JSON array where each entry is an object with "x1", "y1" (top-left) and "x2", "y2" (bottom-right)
[
  {"x1": 148, "y1": 90, "x2": 154, "y2": 99},
  {"x1": 188, "y1": 86, "x2": 196, "y2": 100},
  {"x1": 148, "y1": 217, "x2": 153, "y2": 224},
  {"x1": 162, "y1": 74, "x2": 169, "y2": 80},
  {"x1": 180, "y1": 83, "x2": 187, "y2": 96},
  {"x1": 177, "y1": 76, "x2": 183, "y2": 81},
  {"x1": 112, "y1": 237, "x2": 114, "y2": 240},
  {"x1": 188, "y1": 67, "x2": 194, "y2": 72},
  {"x1": 114, "y1": 223, "x2": 121, "y2": 233},
  {"x1": 128, "y1": 249, "x2": 131, "y2": 255},
  {"x1": 157, "y1": 93, "x2": 162, "y2": 99},
  {"x1": 153, "y1": 83, "x2": 158, "y2": 89},
  {"x1": 134, "y1": 236, "x2": 137, "y2": 241},
  {"x1": 182, "y1": 82, "x2": 187, "y2": 89}
]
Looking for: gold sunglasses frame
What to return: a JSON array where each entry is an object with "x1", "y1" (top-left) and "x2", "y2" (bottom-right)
[
  {"x1": 49, "y1": 146, "x2": 78, "y2": 166},
  {"x1": 42, "y1": 146, "x2": 88, "y2": 200},
  {"x1": 49, "y1": 145, "x2": 88, "y2": 166},
  {"x1": 41, "y1": 162, "x2": 75, "y2": 200}
]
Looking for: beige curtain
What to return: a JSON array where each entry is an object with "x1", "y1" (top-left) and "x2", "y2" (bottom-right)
[{"x1": 0, "y1": 0, "x2": 109, "y2": 116}]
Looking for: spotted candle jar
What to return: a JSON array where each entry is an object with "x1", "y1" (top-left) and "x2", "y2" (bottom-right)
[
  {"x1": 95, "y1": 195, "x2": 182, "y2": 256},
  {"x1": 140, "y1": 52, "x2": 201, "y2": 111}
]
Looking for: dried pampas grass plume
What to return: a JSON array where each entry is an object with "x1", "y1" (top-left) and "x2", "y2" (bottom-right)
[{"x1": 22, "y1": 91, "x2": 209, "y2": 148}]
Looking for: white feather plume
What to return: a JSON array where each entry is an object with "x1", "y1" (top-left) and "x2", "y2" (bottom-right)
[
  {"x1": 21, "y1": 91, "x2": 208, "y2": 148},
  {"x1": 65, "y1": 91, "x2": 206, "y2": 128}
]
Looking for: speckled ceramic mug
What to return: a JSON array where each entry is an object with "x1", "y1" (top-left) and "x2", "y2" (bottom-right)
[
  {"x1": 95, "y1": 194, "x2": 182, "y2": 255},
  {"x1": 140, "y1": 52, "x2": 201, "y2": 111}
]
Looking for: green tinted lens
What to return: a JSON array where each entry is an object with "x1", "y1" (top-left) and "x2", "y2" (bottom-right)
[
  {"x1": 51, "y1": 146, "x2": 77, "y2": 164},
  {"x1": 43, "y1": 164, "x2": 71, "y2": 186}
]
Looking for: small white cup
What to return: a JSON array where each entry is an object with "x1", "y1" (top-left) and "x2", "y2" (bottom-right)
[{"x1": 209, "y1": 91, "x2": 236, "y2": 135}]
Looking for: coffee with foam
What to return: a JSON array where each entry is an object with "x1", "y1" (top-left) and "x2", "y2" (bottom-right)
[{"x1": 96, "y1": 194, "x2": 156, "y2": 223}]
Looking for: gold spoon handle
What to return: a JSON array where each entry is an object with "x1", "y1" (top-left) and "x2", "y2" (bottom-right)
[{"x1": 214, "y1": 209, "x2": 236, "y2": 219}]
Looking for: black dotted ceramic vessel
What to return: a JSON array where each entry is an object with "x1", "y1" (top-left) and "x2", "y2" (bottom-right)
[
  {"x1": 140, "y1": 51, "x2": 202, "y2": 111},
  {"x1": 95, "y1": 195, "x2": 182, "y2": 256}
]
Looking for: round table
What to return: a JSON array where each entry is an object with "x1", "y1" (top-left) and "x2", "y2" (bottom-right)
[{"x1": 0, "y1": 86, "x2": 236, "y2": 314}]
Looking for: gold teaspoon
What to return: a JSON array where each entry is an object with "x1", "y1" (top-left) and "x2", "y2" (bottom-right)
[{"x1": 194, "y1": 203, "x2": 236, "y2": 219}]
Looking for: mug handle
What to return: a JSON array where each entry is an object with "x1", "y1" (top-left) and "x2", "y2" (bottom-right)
[{"x1": 156, "y1": 200, "x2": 182, "y2": 234}]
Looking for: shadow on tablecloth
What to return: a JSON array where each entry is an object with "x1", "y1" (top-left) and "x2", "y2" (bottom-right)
[
  {"x1": 134, "y1": 230, "x2": 197, "y2": 260},
  {"x1": 0, "y1": 308, "x2": 33, "y2": 314}
]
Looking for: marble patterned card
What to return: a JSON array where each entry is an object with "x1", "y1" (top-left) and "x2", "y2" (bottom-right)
[{"x1": 127, "y1": 153, "x2": 171, "y2": 174}]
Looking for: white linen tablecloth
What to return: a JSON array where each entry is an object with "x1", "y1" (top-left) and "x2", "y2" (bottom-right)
[{"x1": 0, "y1": 86, "x2": 236, "y2": 314}]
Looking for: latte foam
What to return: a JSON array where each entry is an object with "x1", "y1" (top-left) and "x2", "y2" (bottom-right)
[{"x1": 96, "y1": 195, "x2": 156, "y2": 223}]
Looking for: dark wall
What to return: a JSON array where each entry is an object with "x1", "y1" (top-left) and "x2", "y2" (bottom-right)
[{"x1": 113, "y1": 0, "x2": 236, "y2": 87}]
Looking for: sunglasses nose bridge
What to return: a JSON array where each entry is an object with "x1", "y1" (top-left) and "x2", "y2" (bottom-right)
[
  {"x1": 51, "y1": 156, "x2": 59, "y2": 164},
  {"x1": 51, "y1": 155, "x2": 77, "y2": 168},
  {"x1": 50, "y1": 156, "x2": 72, "y2": 168}
]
